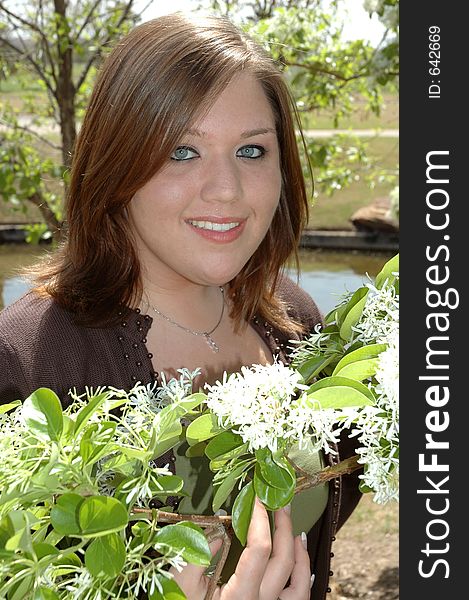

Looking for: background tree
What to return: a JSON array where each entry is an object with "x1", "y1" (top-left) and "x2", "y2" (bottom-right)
[
  {"x1": 0, "y1": 0, "x2": 399, "y2": 241},
  {"x1": 0, "y1": 0, "x2": 139, "y2": 239}
]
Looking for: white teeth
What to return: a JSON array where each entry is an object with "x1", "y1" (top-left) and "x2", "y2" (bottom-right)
[{"x1": 188, "y1": 220, "x2": 240, "y2": 232}]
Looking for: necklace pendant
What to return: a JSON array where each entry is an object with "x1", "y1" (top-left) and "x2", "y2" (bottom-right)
[{"x1": 204, "y1": 333, "x2": 220, "y2": 353}]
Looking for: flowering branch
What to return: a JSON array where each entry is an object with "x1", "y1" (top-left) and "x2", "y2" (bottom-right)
[
  {"x1": 295, "y1": 455, "x2": 361, "y2": 493},
  {"x1": 0, "y1": 254, "x2": 399, "y2": 598}
]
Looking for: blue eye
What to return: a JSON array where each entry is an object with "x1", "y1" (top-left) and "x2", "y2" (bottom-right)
[
  {"x1": 171, "y1": 146, "x2": 198, "y2": 161},
  {"x1": 236, "y1": 145, "x2": 265, "y2": 159}
]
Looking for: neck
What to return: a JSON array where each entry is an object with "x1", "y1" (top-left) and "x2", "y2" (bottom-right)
[{"x1": 141, "y1": 279, "x2": 226, "y2": 331}]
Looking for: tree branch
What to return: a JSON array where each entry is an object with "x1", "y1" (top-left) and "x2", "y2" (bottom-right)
[
  {"x1": 132, "y1": 509, "x2": 233, "y2": 526},
  {"x1": 295, "y1": 454, "x2": 361, "y2": 493},
  {"x1": 0, "y1": 119, "x2": 62, "y2": 151},
  {"x1": 0, "y1": 34, "x2": 57, "y2": 99},
  {"x1": 0, "y1": 1, "x2": 58, "y2": 88},
  {"x1": 28, "y1": 192, "x2": 62, "y2": 236},
  {"x1": 130, "y1": 455, "x2": 362, "y2": 597},
  {"x1": 285, "y1": 60, "x2": 367, "y2": 82},
  {"x1": 73, "y1": 0, "x2": 102, "y2": 42},
  {"x1": 75, "y1": 0, "x2": 136, "y2": 93}
]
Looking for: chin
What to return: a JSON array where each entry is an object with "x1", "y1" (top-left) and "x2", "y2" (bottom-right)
[{"x1": 197, "y1": 263, "x2": 248, "y2": 287}]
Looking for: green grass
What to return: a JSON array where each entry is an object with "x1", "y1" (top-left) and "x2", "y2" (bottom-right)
[{"x1": 309, "y1": 136, "x2": 399, "y2": 230}]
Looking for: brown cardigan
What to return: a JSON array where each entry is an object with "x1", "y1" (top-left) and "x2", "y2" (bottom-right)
[{"x1": 0, "y1": 277, "x2": 362, "y2": 599}]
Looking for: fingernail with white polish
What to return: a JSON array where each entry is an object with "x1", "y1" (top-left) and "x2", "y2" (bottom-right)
[
  {"x1": 310, "y1": 573, "x2": 315, "y2": 589},
  {"x1": 301, "y1": 531, "x2": 307, "y2": 549},
  {"x1": 283, "y1": 503, "x2": 291, "y2": 515}
]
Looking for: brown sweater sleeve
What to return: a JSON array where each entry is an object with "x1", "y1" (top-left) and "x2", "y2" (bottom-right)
[
  {"x1": 0, "y1": 335, "x2": 29, "y2": 404},
  {"x1": 276, "y1": 273, "x2": 324, "y2": 337}
]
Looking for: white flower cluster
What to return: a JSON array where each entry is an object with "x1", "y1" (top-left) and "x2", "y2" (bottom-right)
[
  {"x1": 350, "y1": 277, "x2": 399, "y2": 503},
  {"x1": 0, "y1": 410, "x2": 33, "y2": 499},
  {"x1": 363, "y1": 0, "x2": 383, "y2": 12},
  {"x1": 158, "y1": 367, "x2": 202, "y2": 403},
  {"x1": 363, "y1": 0, "x2": 399, "y2": 30},
  {"x1": 287, "y1": 396, "x2": 345, "y2": 455},
  {"x1": 205, "y1": 361, "x2": 340, "y2": 453},
  {"x1": 353, "y1": 278, "x2": 399, "y2": 347}
]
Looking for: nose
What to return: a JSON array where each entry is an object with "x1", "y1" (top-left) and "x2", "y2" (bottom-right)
[{"x1": 200, "y1": 156, "x2": 242, "y2": 204}]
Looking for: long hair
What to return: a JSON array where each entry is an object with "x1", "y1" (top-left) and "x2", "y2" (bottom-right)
[{"x1": 33, "y1": 12, "x2": 312, "y2": 332}]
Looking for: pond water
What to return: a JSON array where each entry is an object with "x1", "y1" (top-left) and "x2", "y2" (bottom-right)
[{"x1": 0, "y1": 244, "x2": 392, "y2": 316}]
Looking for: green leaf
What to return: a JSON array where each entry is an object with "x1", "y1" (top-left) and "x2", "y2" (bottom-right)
[
  {"x1": 22, "y1": 388, "x2": 63, "y2": 442},
  {"x1": 155, "y1": 521, "x2": 211, "y2": 566},
  {"x1": 296, "y1": 354, "x2": 335, "y2": 384},
  {"x1": 79, "y1": 421, "x2": 117, "y2": 465},
  {"x1": 186, "y1": 413, "x2": 224, "y2": 446},
  {"x1": 287, "y1": 438, "x2": 324, "y2": 477},
  {"x1": 185, "y1": 441, "x2": 207, "y2": 457},
  {"x1": 30, "y1": 542, "x2": 58, "y2": 560},
  {"x1": 332, "y1": 343, "x2": 387, "y2": 378},
  {"x1": 50, "y1": 493, "x2": 83, "y2": 536},
  {"x1": 84, "y1": 532, "x2": 126, "y2": 578},
  {"x1": 33, "y1": 587, "x2": 60, "y2": 600},
  {"x1": 256, "y1": 449, "x2": 295, "y2": 490},
  {"x1": 339, "y1": 288, "x2": 369, "y2": 341},
  {"x1": 331, "y1": 342, "x2": 388, "y2": 381},
  {"x1": 306, "y1": 376, "x2": 375, "y2": 409},
  {"x1": 375, "y1": 253, "x2": 399, "y2": 289},
  {"x1": 231, "y1": 481, "x2": 255, "y2": 546},
  {"x1": 78, "y1": 496, "x2": 128, "y2": 537},
  {"x1": 52, "y1": 551, "x2": 82, "y2": 576},
  {"x1": 178, "y1": 392, "x2": 207, "y2": 412},
  {"x1": 3, "y1": 511, "x2": 37, "y2": 553},
  {"x1": 332, "y1": 357, "x2": 379, "y2": 381},
  {"x1": 151, "y1": 475, "x2": 184, "y2": 497},
  {"x1": 205, "y1": 431, "x2": 244, "y2": 460},
  {"x1": 150, "y1": 575, "x2": 186, "y2": 600},
  {"x1": 61, "y1": 414, "x2": 75, "y2": 443},
  {"x1": 253, "y1": 466, "x2": 295, "y2": 511},
  {"x1": 0, "y1": 400, "x2": 20, "y2": 414},
  {"x1": 150, "y1": 396, "x2": 206, "y2": 458},
  {"x1": 212, "y1": 459, "x2": 253, "y2": 512},
  {"x1": 8, "y1": 575, "x2": 34, "y2": 600},
  {"x1": 73, "y1": 392, "x2": 109, "y2": 436},
  {"x1": 209, "y1": 442, "x2": 250, "y2": 471}
]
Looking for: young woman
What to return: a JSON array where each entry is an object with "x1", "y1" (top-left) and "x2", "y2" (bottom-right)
[{"x1": 0, "y1": 12, "x2": 362, "y2": 599}]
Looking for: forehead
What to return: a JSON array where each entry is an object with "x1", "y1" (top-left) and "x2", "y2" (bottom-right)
[{"x1": 189, "y1": 72, "x2": 277, "y2": 136}]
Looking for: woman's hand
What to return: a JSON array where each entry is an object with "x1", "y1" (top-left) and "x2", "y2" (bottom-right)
[{"x1": 171, "y1": 497, "x2": 312, "y2": 600}]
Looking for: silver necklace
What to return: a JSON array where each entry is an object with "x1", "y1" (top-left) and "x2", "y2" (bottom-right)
[{"x1": 148, "y1": 287, "x2": 225, "y2": 353}]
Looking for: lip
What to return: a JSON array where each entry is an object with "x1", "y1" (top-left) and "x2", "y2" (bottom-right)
[{"x1": 185, "y1": 216, "x2": 247, "y2": 243}]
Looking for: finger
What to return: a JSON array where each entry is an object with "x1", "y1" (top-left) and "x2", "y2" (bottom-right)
[
  {"x1": 279, "y1": 533, "x2": 311, "y2": 600},
  {"x1": 259, "y1": 505, "x2": 295, "y2": 598},
  {"x1": 170, "y1": 537, "x2": 223, "y2": 600},
  {"x1": 222, "y1": 497, "x2": 272, "y2": 597}
]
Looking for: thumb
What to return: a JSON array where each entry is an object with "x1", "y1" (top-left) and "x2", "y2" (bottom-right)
[{"x1": 169, "y1": 537, "x2": 223, "y2": 600}]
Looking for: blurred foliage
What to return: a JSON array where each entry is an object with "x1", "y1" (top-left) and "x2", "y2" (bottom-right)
[
  {"x1": 0, "y1": 0, "x2": 139, "y2": 239},
  {"x1": 0, "y1": 0, "x2": 399, "y2": 239}
]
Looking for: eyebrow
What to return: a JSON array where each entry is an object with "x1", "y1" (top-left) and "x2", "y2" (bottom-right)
[{"x1": 186, "y1": 127, "x2": 276, "y2": 139}]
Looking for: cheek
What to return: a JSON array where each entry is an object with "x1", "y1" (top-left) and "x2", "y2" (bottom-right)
[
  {"x1": 257, "y1": 172, "x2": 282, "y2": 222},
  {"x1": 130, "y1": 183, "x2": 182, "y2": 228}
]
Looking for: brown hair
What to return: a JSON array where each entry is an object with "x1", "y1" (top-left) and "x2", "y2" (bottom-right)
[{"x1": 33, "y1": 12, "x2": 311, "y2": 332}]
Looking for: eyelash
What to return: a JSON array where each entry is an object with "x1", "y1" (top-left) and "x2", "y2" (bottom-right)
[{"x1": 170, "y1": 144, "x2": 267, "y2": 161}]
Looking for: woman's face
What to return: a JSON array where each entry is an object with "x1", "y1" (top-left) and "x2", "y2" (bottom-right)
[{"x1": 128, "y1": 72, "x2": 282, "y2": 289}]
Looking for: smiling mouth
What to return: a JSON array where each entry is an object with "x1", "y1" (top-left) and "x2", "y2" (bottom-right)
[{"x1": 187, "y1": 220, "x2": 242, "y2": 232}]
